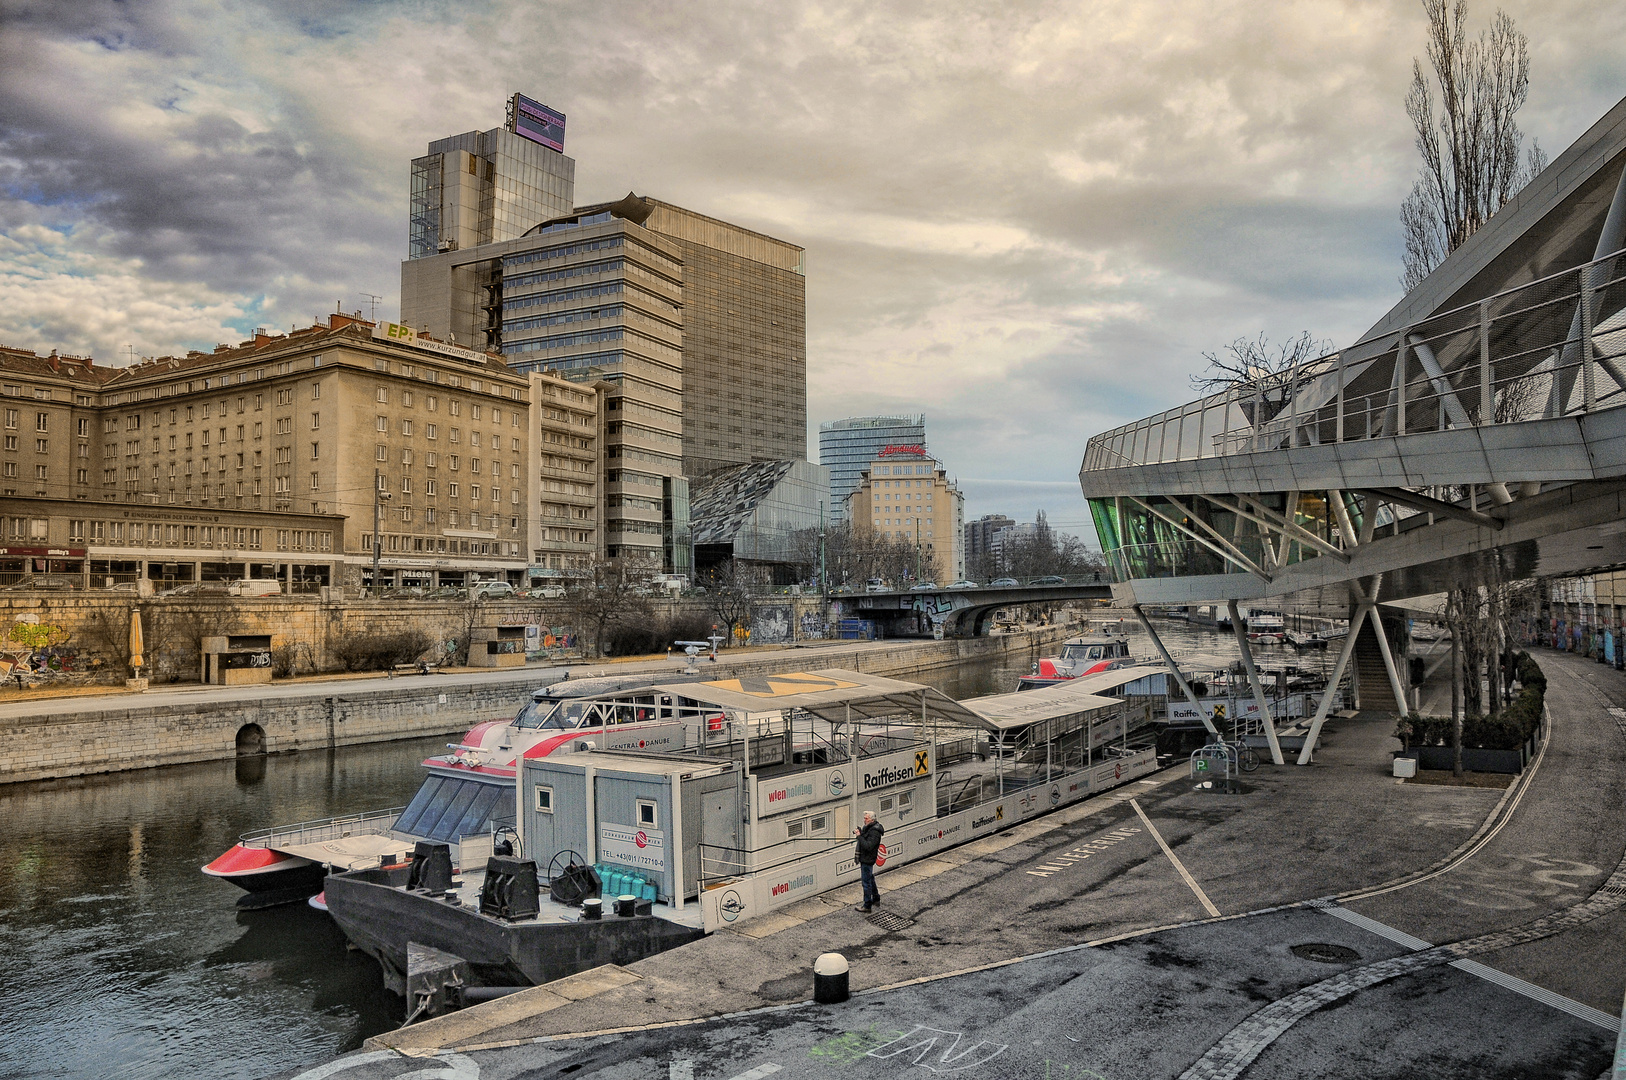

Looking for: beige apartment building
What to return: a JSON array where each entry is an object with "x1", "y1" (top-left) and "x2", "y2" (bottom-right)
[
  {"x1": 847, "y1": 448, "x2": 965, "y2": 582},
  {"x1": 0, "y1": 316, "x2": 604, "y2": 589}
]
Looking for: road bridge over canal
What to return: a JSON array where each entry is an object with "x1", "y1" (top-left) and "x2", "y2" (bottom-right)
[{"x1": 829, "y1": 579, "x2": 1113, "y2": 637}]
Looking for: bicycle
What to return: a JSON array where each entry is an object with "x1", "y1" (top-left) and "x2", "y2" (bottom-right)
[{"x1": 1226, "y1": 741, "x2": 1260, "y2": 773}]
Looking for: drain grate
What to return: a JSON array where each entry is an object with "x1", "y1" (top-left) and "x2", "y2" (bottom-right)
[
  {"x1": 1598, "y1": 882, "x2": 1626, "y2": 899},
  {"x1": 865, "y1": 909, "x2": 915, "y2": 932},
  {"x1": 1291, "y1": 943, "x2": 1362, "y2": 964}
]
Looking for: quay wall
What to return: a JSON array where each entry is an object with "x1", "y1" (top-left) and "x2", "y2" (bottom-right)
[{"x1": 0, "y1": 625, "x2": 1072, "y2": 786}]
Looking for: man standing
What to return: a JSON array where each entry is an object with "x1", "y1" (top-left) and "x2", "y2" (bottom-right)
[{"x1": 853, "y1": 810, "x2": 885, "y2": 912}]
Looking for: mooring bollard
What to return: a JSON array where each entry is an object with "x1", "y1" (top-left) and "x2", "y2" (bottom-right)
[{"x1": 813, "y1": 952, "x2": 849, "y2": 1004}]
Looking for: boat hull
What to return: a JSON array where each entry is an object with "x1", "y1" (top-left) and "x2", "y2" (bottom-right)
[
  {"x1": 324, "y1": 866, "x2": 705, "y2": 995},
  {"x1": 202, "y1": 845, "x2": 328, "y2": 906}
]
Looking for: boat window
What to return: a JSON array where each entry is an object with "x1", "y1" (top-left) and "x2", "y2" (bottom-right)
[
  {"x1": 539, "y1": 701, "x2": 587, "y2": 730},
  {"x1": 418, "y1": 778, "x2": 482, "y2": 840},
  {"x1": 394, "y1": 775, "x2": 451, "y2": 837},
  {"x1": 513, "y1": 699, "x2": 549, "y2": 729},
  {"x1": 1087, "y1": 647, "x2": 1103, "y2": 660},
  {"x1": 447, "y1": 783, "x2": 507, "y2": 841}
]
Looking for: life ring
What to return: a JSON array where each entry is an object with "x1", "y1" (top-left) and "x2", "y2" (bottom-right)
[{"x1": 1114, "y1": 761, "x2": 1122, "y2": 780}]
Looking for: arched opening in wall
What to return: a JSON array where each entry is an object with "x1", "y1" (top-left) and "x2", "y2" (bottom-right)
[{"x1": 235, "y1": 723, "x2": 266, "y2": 756}]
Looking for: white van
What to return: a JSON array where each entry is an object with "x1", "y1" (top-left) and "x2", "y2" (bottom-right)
[{"x1": 229, "y1": 579, "x2": 283, "y2": 597}]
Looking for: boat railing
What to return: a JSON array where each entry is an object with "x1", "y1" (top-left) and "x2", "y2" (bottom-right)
[
  {"x1": 238, "y1": 806, "x2": 406, "y2": 848},
  {"x1": 698, "y1": 835, "x2": 852, "y2": 884}
]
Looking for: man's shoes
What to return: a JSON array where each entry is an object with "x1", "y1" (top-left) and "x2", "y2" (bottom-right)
[
  {"x1": 873, "y1": 896, "x2": 882, "y2": 906},
  {"x1": 855, "y1": 905, "x2": 872, "y2": 913}
]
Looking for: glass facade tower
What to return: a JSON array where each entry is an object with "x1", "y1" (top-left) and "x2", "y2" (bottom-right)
[{"x1": 818, "y1": 415, "x2": 927, "y2": 524}]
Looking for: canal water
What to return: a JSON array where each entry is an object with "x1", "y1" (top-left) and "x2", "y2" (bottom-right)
[{"x1": 0, "y1": 622, "x2": 1278, "y2": 1080}]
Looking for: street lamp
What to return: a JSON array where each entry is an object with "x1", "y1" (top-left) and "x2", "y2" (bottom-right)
[{"x1": 371, "y1": 467, "x2": 392, "y2": 593}]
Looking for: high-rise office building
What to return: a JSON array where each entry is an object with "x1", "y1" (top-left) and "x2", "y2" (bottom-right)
[
  {"x1": 401, "y1": 99, "x2": 808, "y2": 574},
  {"x1": 408, "y1": 94, "x2": 577, "y2": 260},
  {"x1": 818, "y1": 415, "x2": 927, "y2": 525}
]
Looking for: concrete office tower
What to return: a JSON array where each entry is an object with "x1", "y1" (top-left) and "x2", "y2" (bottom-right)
[
  {"x1": 404, "y1": 196, "x2": 687, "y2": 570},
  {"x1": 632, "y1": 197, "x2": 806, "y2": 482},
  {"x1": 818, "y1": 415, "x2": 927, "y2": 525}
]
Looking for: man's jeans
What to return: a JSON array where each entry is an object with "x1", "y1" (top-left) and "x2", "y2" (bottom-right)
[{"x1": 859, "y1": 861, "x2": 879, "y2": 907}]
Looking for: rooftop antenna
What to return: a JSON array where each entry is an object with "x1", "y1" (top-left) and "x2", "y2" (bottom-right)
[{"x1": 359, "y1": 293, "x2": 382, "y2": 322}]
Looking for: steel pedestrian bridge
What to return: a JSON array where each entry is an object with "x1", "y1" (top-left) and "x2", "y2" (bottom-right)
[{"x1": 1078, "y1": 94, "x2": 1626, "y2": 763}]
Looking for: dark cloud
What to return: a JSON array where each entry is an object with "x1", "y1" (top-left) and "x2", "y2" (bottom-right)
[{"x1": 0, "y1": 0, "x2": 1621, "y2": 525}]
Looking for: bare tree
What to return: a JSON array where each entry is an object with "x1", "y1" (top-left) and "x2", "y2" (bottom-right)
[
  {"x1": 1189, "y1": 331, "x2": 1332, "y2": 396},
  {"x1": 565, "y1": 558, "x2": 654, "y2": 657},
  {"x1": 701, "y1": 559, "x2": 767, "y2": 644},
  {"x1": 1400, "y1": 0, "x2": 1547, "y2": 292}
]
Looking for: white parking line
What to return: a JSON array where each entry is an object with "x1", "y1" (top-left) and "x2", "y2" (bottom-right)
[{"x1": 1130, "y1": 799, "x2": 1220, "y2": 918}]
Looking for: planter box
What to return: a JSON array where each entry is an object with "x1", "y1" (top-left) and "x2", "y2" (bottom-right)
[{"x1": 1402, "y1": 746, "x2": 1524, "y2": 774}]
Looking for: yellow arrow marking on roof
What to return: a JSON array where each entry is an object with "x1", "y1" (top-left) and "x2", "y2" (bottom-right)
[{"x1": 702, "y1": 672, "x2": 862, "y2": 698}]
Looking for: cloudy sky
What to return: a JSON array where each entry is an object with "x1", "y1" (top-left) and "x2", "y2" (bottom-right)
[{"x1": 2, "y1": 0, "x2": 1623, "y2": 539}]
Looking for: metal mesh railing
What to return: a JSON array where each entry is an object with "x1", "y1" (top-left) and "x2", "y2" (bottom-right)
[{"x1": 1083, "y1": 250, "x2": 1626, "y2": 472}]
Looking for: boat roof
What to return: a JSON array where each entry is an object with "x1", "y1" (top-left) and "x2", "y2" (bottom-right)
[
  {"x1": 653, "y1": 669, "x2": 985, "y2": 728},
  {"x1": 965, "y1": 680, "x2": 1125, "y2": 731},
  {"x1": 1055, "y1": 664, "x2": 1171, "y2": 695}
]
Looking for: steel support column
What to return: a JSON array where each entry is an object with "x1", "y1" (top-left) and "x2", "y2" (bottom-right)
[
  {"x1": 1133, "y1": 604, "x2": 1220, "y2": 737},
  {"x1": 1229, "y1": 599, "x2": 1285, "y2": 765},
  {"x1": 1296, "y1": 602, "x2": 1368, "y2": 765}
]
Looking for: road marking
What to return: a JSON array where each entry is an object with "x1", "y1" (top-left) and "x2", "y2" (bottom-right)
[
  {"x1": 726, "y1": 1065, "x2": 782, "y2": 1080},
  {"x1": 669, "y1": 1058, "x2": 695, "y2": 1080},
  {"x1": 1130, "y1": 799, "x2": 1220, "y2": 917},
  {"x1": 1026, "y1": 827, "x2": 1141, "y2": 877}
]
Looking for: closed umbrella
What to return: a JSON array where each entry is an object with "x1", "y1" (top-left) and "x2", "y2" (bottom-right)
[{"x1": 129, "y1": 610, "x2": 144, "y2": 674}]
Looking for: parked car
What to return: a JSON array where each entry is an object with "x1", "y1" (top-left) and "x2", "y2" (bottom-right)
[
  {"x1": 103, "y1": 581, "x2": 142, "y2": 594},
  {"x1": 909, "y1": 581, "x2": 939, "y2": 592},
  {"x1": 526, "y1": 584, "x2": 566, "y2": 599},
  {"x1": 864, "y1": 578, "x2": 889, "y2": 593},
  {"x1": 989, "y1": 577, "x2": 1019, "y2": 587},
  {"x1": 1030, "y1": 575, "x2": 1067, "y2": 586},
  {"x1": 229, "y1": 579, "x2": 283, "y2": 597},
  {"x1": 468, "y1": 580, "x2": 517, "y2": 601},
  {"x1": 946, "y1": 580, "x2": 979, "y2": 590},
  {"x1": 2, "y1": 574, "x2": 80, "y2": 591},
  {"x1": 160, "y1": 581, "x2": 231, "y2": 597}
]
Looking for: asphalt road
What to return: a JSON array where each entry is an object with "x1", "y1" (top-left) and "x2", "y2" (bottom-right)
[{"x1": 274, "y1": 650, "x2": 1626, "y2": 1080}]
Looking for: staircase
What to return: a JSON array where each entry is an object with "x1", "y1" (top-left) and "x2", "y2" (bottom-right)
[{"x1": 1353, "y1": 618, "x2": 1403, "y2": 713}]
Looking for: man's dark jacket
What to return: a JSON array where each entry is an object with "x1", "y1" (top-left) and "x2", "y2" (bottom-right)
[{"x1": 854, "y1": 821, "x2": 885, "y2": 865}]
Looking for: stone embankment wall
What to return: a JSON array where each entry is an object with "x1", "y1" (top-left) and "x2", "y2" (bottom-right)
[{"x1": 0, "y1": 625, "x2": 1072, "y2": 785}]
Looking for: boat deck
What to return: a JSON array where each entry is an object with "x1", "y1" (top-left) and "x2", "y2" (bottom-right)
[{"x1": 439, "y1": 865, "x2": 708, "y2": 931}]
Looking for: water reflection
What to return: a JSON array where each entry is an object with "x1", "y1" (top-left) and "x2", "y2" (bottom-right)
[{"x1": 0, "y1": 734, "x2": 447, "y2": 1080}]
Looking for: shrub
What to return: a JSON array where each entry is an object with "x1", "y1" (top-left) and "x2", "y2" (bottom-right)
[
  {"x1": 1400, "y1": 655, "x2": 1544, "y2": 752},
  {"x1": 332, "y1": 629, "x2": 433, "y2": 672},
  {"x1": 601, "y1": 614, "x2": 715, "y2": 657}
]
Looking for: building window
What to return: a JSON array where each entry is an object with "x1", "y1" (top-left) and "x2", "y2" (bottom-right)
[
  {"x1": 376, "y1": 444, "x2": 387, "y2": 461},
  {"x1": 426, "y1": 424, "x2": 436, "y2": 440},
  {"x1": 35, "y1": 412, "x2": 47, "y2": 432},
  {"x1": 311, "y1": 412, "x2": 320, "y2": 429},
  {"x1": 425, "y1": 479, "x2": 437, "y2": 495},
  {"x1": 376, "y1": 387, "x2": 388, "y2": 403},
  {"x1": 311, "y1": 442, "x2": 320, "y2": 459},
  {"x1": 310, "y1": 472, "x2": 320, "y2": 490},
  {"x1": 402, "y1": 419, "x2": 413, "y2": 436},
  {"x1": 376, "y1": 415, "x2": 387, "y2": 431}
]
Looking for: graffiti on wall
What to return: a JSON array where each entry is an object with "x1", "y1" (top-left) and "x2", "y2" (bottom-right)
[{"x1": 754, "y1": 606, "x2": 792, "y2": 645}]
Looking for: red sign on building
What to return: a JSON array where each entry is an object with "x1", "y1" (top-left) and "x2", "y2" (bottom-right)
[{"x1": 877, "y1": 445, "x2": 925, "y2": 458}]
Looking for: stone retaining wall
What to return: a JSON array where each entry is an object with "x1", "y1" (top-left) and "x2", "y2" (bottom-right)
[{"x1": 0, "y1": 625, "x2": 1072, "y2": 785}]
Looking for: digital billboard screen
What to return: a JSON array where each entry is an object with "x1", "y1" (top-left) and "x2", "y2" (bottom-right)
[{"x1": 509, "y1": 94, "x2": 566, "y2": 152}]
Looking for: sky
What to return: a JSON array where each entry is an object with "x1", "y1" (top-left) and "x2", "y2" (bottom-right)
[{"x1": 2, "y1": 0, "x2": 1624, "y2": 544}]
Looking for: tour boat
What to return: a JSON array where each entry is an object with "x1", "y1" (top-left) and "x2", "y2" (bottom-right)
[
  {"x1": 202, "y1": 669, "x2": 716, "y2": 908},
  {"x1": 1017, "y1": 637, "x2": 1137, "y2": 690}
]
